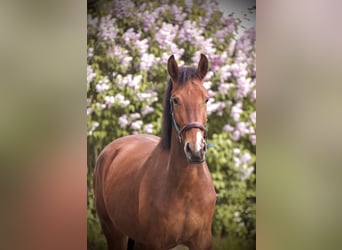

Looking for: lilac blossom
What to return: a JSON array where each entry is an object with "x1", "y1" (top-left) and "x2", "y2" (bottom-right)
[
  {"x1": 87, "y1": 65, "x2": 96, "y2": 84},
  {"x1": 95, "y1": 77, "x2": 110, "y2": 93},
  {"x1": 184, "y1": 0, "x2": 193, "y2": 11},
  {"x1": 104, "y1": 96, "x2": 115, "y2": 108},
  {"x1": 170, "y1": 5, "x2": 186, "y2": 23},
  {"x1": 114, "y1": 93, "x2": 130, "y2": 107},
  {"x1": 236, "y1": 122, "x2": 249, "y2": 136},
  {"x1": 87, "y1": 108, "x2": 93, "y2": 116},
  {"x1": 219, "y1": 64, "x2": 232, "y2": 83},
  {"x1": 232, "y1": 130, "x2": 240, "y2": 141},
  {"x1": 131, "y1": 120, "x2": 143, "y2": 130},
  {"x1": 87, "y1": 48, "x2": 94, "y2": 59},
  {"x1": 137, "y1": 91, "x2": 158, "y2": 105},
  {"x1": 155, "y1": 23, "x2": 178, "y2": 49},
  {"x1": 143, "y1": 123, "x2": 153, "y2": 134},
  {"x1": 122, "y1": 56, "x2": 133, "y2": 67},
  {"x1": 140, "y1": 53, "x2": 155, "y2": 71},
  {"x1": 114, "y1": 0, "x2": 135, "y2": 19},
  {"x1": 233, "y1": 148, "x2": 240, "y2": 154},
  {"x1": 207, "y1": 101, "x2": 226, "y2": 116},
  {"x1": 250, "y1": 112, "x2": 256, "y2": 124},
  {"x1": 141, "y1": 106, "x2": 154, "y2": 116},
  {"x1": 122, "y1": 74, "x2": 142, "y2": 90},
  {"x1": 178, "y1": 20, "x2": 202, "y2": 44},
  {"x1": 107, "y1": 45, "x2": 128, "y2": 63},
  {"x1": 231, "y1": 102, "x2": 243, "y2": 122},
  {"x1": 88, "y1": 121, "x2": 99, "y2": 136},
  {"x1": 95, "y1": 102, "x2": 106, "y2": 110},
  {"x1": 250, "y1": 135, "x2": 256, "y2": 145},
  {"x1": 122, "y1": 28, "x2": 141, "y2": 45},
  {"x1": 142, "y1": 10, "x2": 158, "y2": 31},
  {"x1": 241, "y1": 165, "x2": 254, "y2": 181},
  {"x1": 134, "y1": 39, "x2": 149, "y2": 56},
  {"x1": 118, "y1": 114, "x2": 130, "y2": 128},
  {"x1": 251, "y1": 89, "x2": 256, "y2": 101},
  {"x1": 223, "y1": 124, "x2": 234, "y2": 132},
  {"x1": 218, "y1": 83, "x2": 233, "y2": 95},
  {"x1": 129, "y1": 113, "x2": 141, "y2": 120},
  {"x1": 98, "y1": 15, "x2": 117, "y2": 42},
  {"x1": 236, "y1": 76, "x2": 253, "y2": 99}
]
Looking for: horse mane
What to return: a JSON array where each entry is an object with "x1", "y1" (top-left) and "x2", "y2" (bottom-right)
[{"x1": 160, "y1": 66, "x2": 201, "y2": 150}]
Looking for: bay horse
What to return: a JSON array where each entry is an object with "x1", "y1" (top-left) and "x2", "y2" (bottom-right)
[{"x1": 93, "y1": 54, "x2": 216, "y2": 250}]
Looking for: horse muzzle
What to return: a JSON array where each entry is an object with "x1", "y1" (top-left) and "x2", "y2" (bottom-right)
[{"x1": 184, "y1": 140, "x2": 207, "y2": 164}]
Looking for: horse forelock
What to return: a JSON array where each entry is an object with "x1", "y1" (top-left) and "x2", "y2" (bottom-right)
[{"x1": 160, "y1": 66, "x2": 202, "y2": 150}]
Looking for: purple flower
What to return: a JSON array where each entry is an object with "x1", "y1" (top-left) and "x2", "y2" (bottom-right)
[
  {"x1": 241, "y1": 166, "x2": 254, "y2": 181},
  {"x1": 134, "y1": 39, "x2": 149, "y2": 56},
  {"x1": 98, "y1": 15, "x2": 117, "y2": 42},
  {"x1": 250, "y1": 135, "x2": 256, "y2": 145},
  {"x1": 170, "y1": 4, "x2": 186, "y2": 23},
  {"x1": 95, "y1": 77, "x2": 110, "y2": 93},
  {"x1": 231, "y1": 102, "x2": 243, "y2": 122},
  {"x1": 122, "y1": 28, "x2": 141, "y2": 45},
  {"x1": 88, "y1": 121, "x2": 99, "y2": 135},
  {"x1": 114, "y1": 0, "x2": 135, "y2": 19},
  {"x1": 118, "y1": 115, "x2": 130, "y2": 128},
  {"x1": 223, "y1": 124, "x2": 234, "y2": 132},
  {"x1": 87, "y1": 48, "x2": 94, "y2": 59},
  {"x1": 140, "y1": 53, "x2": 155, "y2": 71},
  {"x1": 130, "y1": 113, "x2": 141, "y2": 120},
  {"x1": 87, "y1": 65, "x2": 96, "y2": 84},
  {"x1": 131, "y1": 120, "x2": 143, "y2": 130},
  {"x1": 141, "y1": 106, "x2": 154, "y2": 116},
  {"x1": 236, "y1": 122, "x2": 249, "y2": 136},
  {"x1": 232, "y1": 130, "x2": 240, "y2": 141},
  {"x1": 143, "y1": 123, "x2": 153, "y2": 134},
  {"x1": 233, "y1": 148, "x2": 240, "y2": 155},
  {"x1": 122, "y1": 74, "x2": 142, "y2": 90},
  {"x1": 87, "y1": 108, "x2": 93, "y2": 116},
  {"x1": 250, "y1": 112, "x2": 256, "y2": 124},
  {"x1": 104, "y1": 96, "x2": 115, "y2": 108},
  {"x1": 218, "y1": 83, "x2": 233, "y2": 95}
]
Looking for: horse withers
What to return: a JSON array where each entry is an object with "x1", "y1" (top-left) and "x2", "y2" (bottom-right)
[{"x1": 93, "y1": 54, "x2": 216, "y2": 250}]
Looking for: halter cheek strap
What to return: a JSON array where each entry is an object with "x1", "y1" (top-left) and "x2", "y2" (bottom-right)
[{"x1": 170, "y1": 98, "x2": 207, "y2": 143}]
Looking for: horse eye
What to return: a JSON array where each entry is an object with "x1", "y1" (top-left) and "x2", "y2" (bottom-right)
[
  {"x1": 172, "y1": 98, "x2": 180, "y2": 105},
  {"x1": 204, "y1": 98, "x2": 209, "y2": 104}
]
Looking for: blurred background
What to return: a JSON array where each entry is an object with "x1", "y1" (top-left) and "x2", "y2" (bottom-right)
[
  {"x1": 87, "y1": 0, "x2": 256, "y2": 249},
  {"x1": 1, "y1": 0, "x2": 342, "y2": 249}
]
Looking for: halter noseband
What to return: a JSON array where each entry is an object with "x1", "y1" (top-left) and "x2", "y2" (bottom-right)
[{"x1": 170, "y1": 98, "x2": 207, "y2": 143}]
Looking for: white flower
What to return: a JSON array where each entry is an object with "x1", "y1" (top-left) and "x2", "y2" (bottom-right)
[
  {"x1": 140, "y1": 53, "x2": 155, "y2": 71},
  {"x1": 223, "y1": 124, "x2": 234, "y2": 132},
  {"x1": 130, "y1": 113, "x2": 141, "y2": 120},
  {"x1": 143, "y1": 123, "x2": 153, "y2": 134},
  {"x1": 118, "y1": 115, "x2": 130, "y2": 128},
  {"x1": 131, "y1": 120, "x2": 143, "y2": 130},
  {"x1": 104, "y1": 96, "x2": 115, "y2": 108},
  {"x1": 250, "y1": 112, "x2": 256, "y2": 124},
  {"x1": 141, "y1": 106, "x2": 154, "y2": 116},
  {"x1": 250, "y1": 134, "x2": 256, "y2": 145},
  {"x1": 233, "y1": 148, "x2": 240, "y2": 155}
]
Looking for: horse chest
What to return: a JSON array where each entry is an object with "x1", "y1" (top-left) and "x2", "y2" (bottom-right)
[{"x1": 150, "y1": 191, "x2": 212, "y2": 240}]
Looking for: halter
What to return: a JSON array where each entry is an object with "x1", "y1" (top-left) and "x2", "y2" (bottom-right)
[{"x1": 170, "y1": 98, "x2": 207, "y2": 143}]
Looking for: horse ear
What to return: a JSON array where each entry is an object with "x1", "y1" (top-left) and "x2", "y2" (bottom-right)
[
  {"x1": 167, "y1": 55, "x2": 178, "y2": 83},
  {"x1": 197, "y1": 53, "x2": 208, "y2": 80}
]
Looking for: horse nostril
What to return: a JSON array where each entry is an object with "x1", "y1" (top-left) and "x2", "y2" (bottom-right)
[
  {"x1": 203, "y1": 143, "x2": 207, "y2": 152},
  {"x1": 185, "y1": 142, "x2": 192, "y2": 154}
]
